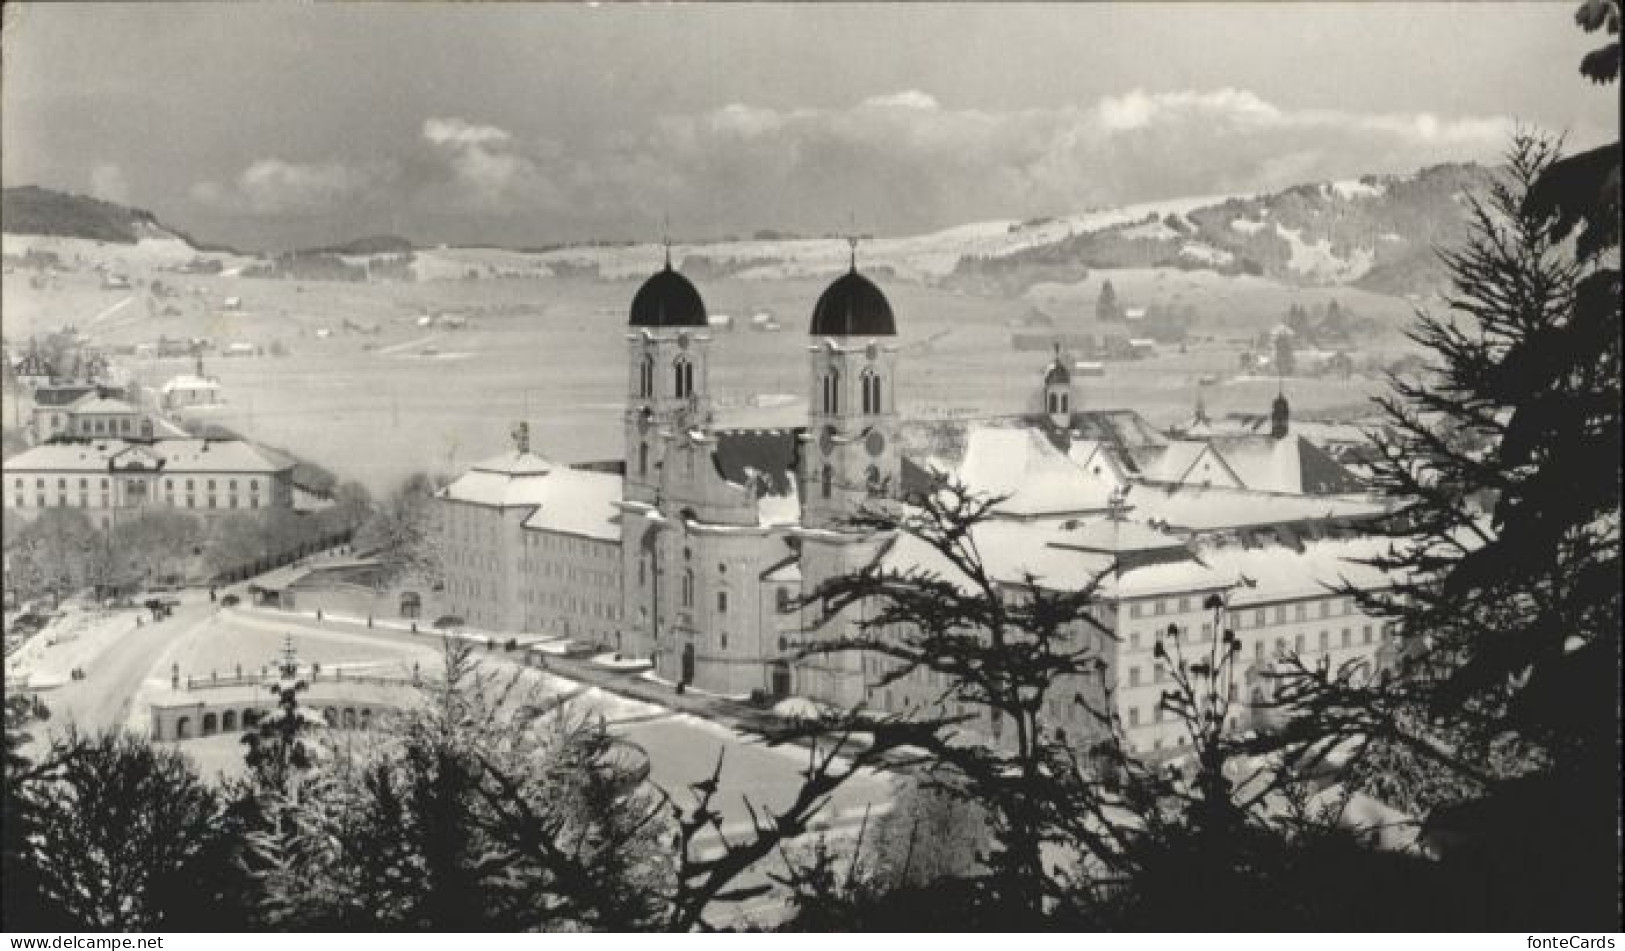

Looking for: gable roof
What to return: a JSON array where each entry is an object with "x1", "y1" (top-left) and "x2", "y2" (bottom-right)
[{"x1": 1209, "y1": 434, "x2": 1365, "y2": 495}]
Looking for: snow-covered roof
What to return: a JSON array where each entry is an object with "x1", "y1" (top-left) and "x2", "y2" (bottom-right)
[
  {"x1": 931, "y1": 425, "x2": 1116, "y2": 517},
  {"x1": 162, "y1": 374, "x2": 220, "y2": 393},
  {"x1": 438, "y1": 450, "x2": 622, "y2": 540},
  {"x1": 2, "y1": 438, "x2": 292, "y2": 474},
  {"x1": 1196, "y1": 534, "x2": 1401, "y2": 607},
  {"x1": 438, "y1": 450, "x2": 558, "y2": 507},
  {"x1": 519, "y1": 469, "x2": 623, "y2": 541},
  {"x1": 71, "y1": 397, "x2": 139, "y2": 415},
  {"x1": 1210, "y1": 434, "x2": 1365, "y2": 495},
  {"x1": 1128, "y1": 484, "x2": 1384, "y2": 532}
]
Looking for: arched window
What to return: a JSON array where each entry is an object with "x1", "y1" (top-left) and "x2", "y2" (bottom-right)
[
  {"x1": 639, "y1": 354, "x2": 655, "y2": 398},
  {"x1": 674, "y1": 358, "x2": 694, "y2": 399},
  {"x1": 1047, "y1": 392, "x2": 1058, "y2": 414},
  {"x1": 1059, "y1": 392, "x2": 1070, "y2": 413},
  {"x1": 821, "y1": 464, "x2": 833, "y2": 499},
  {"x1": 638, "y1": 441, "x2": 649, "y2": 476},
  {"x1": 822, "y1": 369, "x2": 840, "y2": 414},
  {"x1": 681, "y1": 569, "x2": 695, "y2": 608},
  {"x1": 861, "y1": 370, "x2": 881, "y2": 414}
]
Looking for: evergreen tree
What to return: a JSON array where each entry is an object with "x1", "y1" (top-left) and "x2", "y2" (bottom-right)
[{"x1": 1270, "y1": 128, "x2": 1620, "y2": 929}]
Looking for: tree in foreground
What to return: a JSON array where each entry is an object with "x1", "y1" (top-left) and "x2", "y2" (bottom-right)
[{"x1": 1269, "y1": 117, "x2": 1620, "y2": 927}]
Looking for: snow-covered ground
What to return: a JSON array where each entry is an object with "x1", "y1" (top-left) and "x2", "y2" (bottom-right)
[{"x1": 6, "y1": 608, "x2": 144, "y2": 689}]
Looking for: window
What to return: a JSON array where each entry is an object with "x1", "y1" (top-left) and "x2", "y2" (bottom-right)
[
  {"x1": 249, "y1": 479, "x2": 259, "y2": 491},
  {"x1": 638, "y1": 442, "x2": 649, "y2": 476},
  {"x1": 57, "y1": 478, "x2": 66, "y2": 489},
  {"x1": 1129, "y1": 630, "x2": 1141, "y2": 651},
  {"x1": 1363, "y1": 624, "x2": 1373, "y2": 645},
  {"x1": 1254, "y1": 608, "x2": 1266, "y2": 627},
  {"x1": 865, "y1": 464, "x2": 881, "y2": 495},
  {"x1": 1294, "y1": 633, "x2": 1305, "y2": 654},
  {"x1": 1127, "y1": 707, "x2": 1140, "y2": 727},
  {"x1": 1341, "y1": 628, "x2": 1351, "y2": 648},
  {"x1": 1153, "y1": 663, "x2": 1166, "y2": 684},
  {"x1": 1294, "y1": 603, "x2": 1307, "y2": 621},
  {"x1": 821, "y1": 369, "x2": 840, "y2": 414},
  {"x1": 776, "y1": 588, "x2": 791, "y2": 613},
  {"x1": 716, "y1": 591, "x2": 728, "y2": 614},
  {"x1": 1274, "y1": 606, "x2": 1286, "y2": 623},
  {"x1": 1319, "y1": 600, "x2": 1330, "y2": 618},
  {"x1": 861, "y1": 370, "x2": 882, "y2": 414},
  {"x1": 673, "y1": 357, "x2": 694, "y2": 399},
  {"x1": 681, "y1": 570, "x2": 695, "y2": 609},
  {"x1": 186, "y1": 479, "x2": 194, "y2": 490},
  {"x1": 820, "y1": 464, "x2": 833, "y2": 500},
  {"x1": 1153, "y1": 599, "x2": 1166, "y2": 616},
  {"x1": 1255, "y1": 640, "x2": 1265, "y2": 662},
  {"x1": 78, "y1": 478, "x2": 87, "y2": 488},
  {"x1": 1319, "y1": 630, "x2": 1329, "y2": 652},
  {"x1": 639, "y1": 354, "x2": 654, "y2": 398},
  {"x1": 1178, "y1": 597, "x2": 1190, "y2": 613},
  {"x1": 1128, "y1": 666, "x2": 1141, "y2": 688},
  {"x1": 720, "y1": 632, "x2": 729, "y2": 650},
  {"x1": 1130, "y1": 602, "x2": 1143, "y2": 619}
]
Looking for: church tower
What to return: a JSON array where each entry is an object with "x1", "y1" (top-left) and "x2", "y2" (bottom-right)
[
  {"x1": 623, "y1": 246, "x2": 712, "y2": 504},
  {"x1": 1039, "y1": 343, "x2": 1076, "y2": 429},
  {"x1": 801, "y1": 244, "x2": 901, "y2": 530}
]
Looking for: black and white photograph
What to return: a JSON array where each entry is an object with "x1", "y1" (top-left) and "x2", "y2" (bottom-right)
[{"x1": 1, "y1": 1, "x2": 1619, "y2": 936}]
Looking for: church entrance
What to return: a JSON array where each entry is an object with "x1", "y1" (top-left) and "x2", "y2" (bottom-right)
[{"x1": 680, "y1": 643, "x2": 695, "y2": 685}]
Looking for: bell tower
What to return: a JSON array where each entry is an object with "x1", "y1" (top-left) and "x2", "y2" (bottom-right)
[
  {"x1": 1039, "y1": 341, "x2": 1076, "y2": 429},
  {"x1": 802, "y1": 240, "x2": 901, "y2": 530},
  {"x1": 623, "y1": 241, "x2": 712, "y2": 504}
]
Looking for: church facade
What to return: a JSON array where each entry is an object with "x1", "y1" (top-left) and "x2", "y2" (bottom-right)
[{"x1": 436, "y1": 248, "x2": 1401, "y2": 760}]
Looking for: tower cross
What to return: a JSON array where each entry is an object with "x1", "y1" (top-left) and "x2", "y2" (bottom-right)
[
  {"x1": 662, "y1": 213, "x2": 673, "y2": 269},
  {"x1": 511, "y1": 420, "x2": 530, "y2": 455}
]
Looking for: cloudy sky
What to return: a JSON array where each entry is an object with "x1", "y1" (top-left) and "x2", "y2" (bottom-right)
[{"x1": 2, "y1": 3, "x2": 1615, "y2": 251}]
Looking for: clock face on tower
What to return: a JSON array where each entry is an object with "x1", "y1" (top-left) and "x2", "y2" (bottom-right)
[{"x1": 865, "y1": 430, "x2": 886, "y2": 456}]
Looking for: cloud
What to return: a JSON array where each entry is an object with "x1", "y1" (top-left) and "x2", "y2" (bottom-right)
[
  {"x1": 88, "y1": 162, "x2": 131, "y2": 204},
  {"x1": 186, "y1": 89, "x2": 1527, "y2": 243},
  {"x1": 191, "y1": 158, "x2": 388, "y2": 215},
  {"x1": 418, "y1": 116, "x2": 560, "y2": 212}
]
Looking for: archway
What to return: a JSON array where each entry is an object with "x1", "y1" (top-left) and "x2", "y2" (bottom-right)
[
  {"x1": 202, "y1": 713, "x2": 218, "y2": 736},
  {"x1": 176, "y1": 717, "x2": 191, "y2": 739},
  {"x1": 222, "y1": 710, "x2": 237, "y2": 732},
  {"x1": 343, "y1": 708, "x2": 357, "y2": 728}
]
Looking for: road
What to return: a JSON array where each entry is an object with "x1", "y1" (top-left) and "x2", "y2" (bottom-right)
[{"x1": 35, "y1": 598, "x2": 214, "y2": 734}]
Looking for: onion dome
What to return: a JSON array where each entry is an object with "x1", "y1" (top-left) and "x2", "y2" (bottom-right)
[
  {"x1": 629, "y1": 264, "x2": 708, "y2": 329},
  {"x1": 809, "y1": 270, "x2": 896, "y2": 337}
]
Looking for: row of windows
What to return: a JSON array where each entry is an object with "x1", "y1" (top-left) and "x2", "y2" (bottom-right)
[
  {"x1": 522, "y1": 532, "x2": 615, "y2": 557},
  {"x1": 1122, "y1": 624, "x2": 1393, "y2": 688},
  {"x1": 12, "y1": 476, "x2": 261, "y2": 492},
  {"x1": 1124, "y1": 595, "x2": 1357, "y2": 626},
  {"x1": 13, "y1": 493, "x2": 262, "y2": 511}
]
